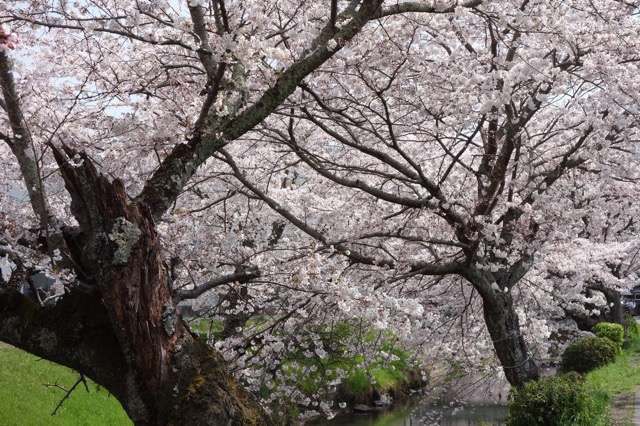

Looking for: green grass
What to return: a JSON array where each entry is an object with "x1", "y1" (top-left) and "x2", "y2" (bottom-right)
[
  {"x1": 583, "y1": 335, "x2": 640, "y2": 425},
  {"x1": 506, "y1": 332, "x2": 640, "y2": 426},
  {"x1": 188, "y1": 317, "x2": 224, "y2": 336},
  {"x1": 586, "y1": 352, "x2": 640, "y2": 396},
  {"x1": 0, "y1": 345, "x2": 132, "y2": 426}
]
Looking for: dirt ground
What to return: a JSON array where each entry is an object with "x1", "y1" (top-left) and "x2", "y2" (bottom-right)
[{"x1": 610, "y1": 393, "x2": 635, "y2": 426}]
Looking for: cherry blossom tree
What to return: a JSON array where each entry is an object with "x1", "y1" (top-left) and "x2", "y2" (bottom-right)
[
  {"x1": 216, "y1": 0, "x2": 640, "y2": 388},
  {"x1": 0, "y1": 0, "x2": 482, "y2": 424},
  {"x1": 0, "y1": 0, "x2": 639, "y2": 424}
]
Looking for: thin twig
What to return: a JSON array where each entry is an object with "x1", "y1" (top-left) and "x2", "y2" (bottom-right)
[{"x1": 43, "y1": 374, "x2": 90, "y2": 415}]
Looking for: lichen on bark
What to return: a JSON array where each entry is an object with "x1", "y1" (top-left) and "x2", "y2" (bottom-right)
[
  {"x1": 162, "y1": 303, "x2": 178, "y2": 336},
  {"x1": 108, "y1": 218, "x2": 142, "y2": 265},
  {"x1": 38, "y1": 329, "x2": 57, "y2": 351}
]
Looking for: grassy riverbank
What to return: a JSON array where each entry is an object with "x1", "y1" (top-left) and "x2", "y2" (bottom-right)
[
  {"x1": 0, "y1": 343, "x2": 131, "y2": 426},
  {"x1": 584, "y1": 337, "x2": 640, "y2": 426},
  {"x1": 1, "y1": 316, "x2": 421, "y2": 426},
  {"x1": 4, "y1": 330, "x2": 640, "y2": 426},
  {"x1": 507, "y1": 335, "x2": 640, "y2": 426}
]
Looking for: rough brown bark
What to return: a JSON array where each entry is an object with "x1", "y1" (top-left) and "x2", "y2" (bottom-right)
[
  {"x1": 0, "y1": 144, "x2": 272, "y2": 426},
  {"x1": 564, "y1": 283, "x2": 624, "y2": 332},
  {"x1": 0, "y1": 284, "x2": 268, "y2": 425},
  {"x1": 590, "y1": 283, "x2": 623, "y2": 325},
  {"x1": 480, "y1": 290, "x2": 540, "y2": 387},
  {"x1": 0, "y1": 287, "x2": 130, "y2": 396},
  {"x1": 464, "y1": 263, "x2": 540, "y2": 388}
]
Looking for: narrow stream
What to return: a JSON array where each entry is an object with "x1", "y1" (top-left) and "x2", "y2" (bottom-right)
[
  {"x1": 312, "y1": 401, "x2": 508, "y2": 426},
  {"x1": 311, "y1": 370, "x2": 514, "y2": 426}
]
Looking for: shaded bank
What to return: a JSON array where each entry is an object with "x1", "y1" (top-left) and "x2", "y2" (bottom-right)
[
  {"x1": 312, "y1": 366, "x2": 511, "y2": 425},
  {"x1": 311, "y1": 397, "x2": 507, "y2": 426}
]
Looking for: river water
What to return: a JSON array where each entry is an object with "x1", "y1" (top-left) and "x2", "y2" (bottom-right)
[
  {"x1": 312, "y1": 401, "x2": 508, "y2": 426},
  {"x1": 312, "y1": 369, "x2": 512, "y2": 426}
]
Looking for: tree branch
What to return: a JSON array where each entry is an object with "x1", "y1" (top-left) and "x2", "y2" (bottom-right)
[
  {"x1": 374, "y1": 0, "x2": 482, "y2": 18},
  {"x1": 44, "y1": 374, "x2": 90, "y2": 416},
  {"x1": 219, "y1": 148, "x2": 397, "y2": 268},
  {"x1": 0, "y1": 51, "x2": 52, "y2": 230},
  {"x1": 0, "y1": 287, "x2": 130, "y2": 405},
  {"x1": 135, "y1": 0, "x2": 387, "y2": 221},
  {"x1": 174, "y1": 270, "x2": 261, "y2": 302}
]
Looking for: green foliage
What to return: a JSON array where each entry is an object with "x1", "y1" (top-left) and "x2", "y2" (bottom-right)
[
  {"x1": 188, "y1": 318, "x2": 224, "y2": 340},
  {"x1": 558, "y1": 337, "x2": 617, "y2": 375},
  {"x1": 586, "y1": 351, "x2": 640, "y2": 397},
  {"x1": 249, "y1": 319, "x2": 421, "y2": 422},
  {"x1": 341, "y1": 370, "x2": 372, "y2": 398},
  {"x1": 627, "y1": 334, "x2": 640, "y2": 354},
  {"x1": 509, "y1": 332, "x2": 640, "y2": 426},
  {"x1": 592, "y1": 322, "x2": 624, "y2": 349},
  {"x1": 186, "y1": 317, "x2": 421, "y2": 423},
  {"x1": 623, "y1": 313, "x2": 640, "y2": 340},
  {"x1": 287, "y1": 332, "x2": 416, "y2": 403},
  {"x1": 345, "y1": 336, "x2": 418, "y2": 399},
  {"x1": 582, "y1": 340, "x2": 640, "y2": 425},
  {"x1": 506, "y1": 372, "x2": 608, "y2": 426},
  {"x1": 0, "y1": 345, "x2": 132, "y2": 426}
]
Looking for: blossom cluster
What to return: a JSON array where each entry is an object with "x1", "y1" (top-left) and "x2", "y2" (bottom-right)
[{"x1": 0, "y1": 25, "x2": 17, "y2": 51}]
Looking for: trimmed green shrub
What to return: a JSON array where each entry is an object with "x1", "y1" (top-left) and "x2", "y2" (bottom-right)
[
  {"x1": 506, "y1": 372, "x2": 606, "y2": 426},
  {"x1": 558, "y1": 337, "x2": 617, "y2": 375},
  {"x1": 624, "y1": 313, "x2": 640, "y2": 339},
  {"x1": 592, "y1": 322, "x2": 624, "y2": 349}
]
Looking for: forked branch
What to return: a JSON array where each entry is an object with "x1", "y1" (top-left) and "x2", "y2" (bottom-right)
[{"x1": 44, "y1": 374, "x2": 90, "y2": 415}]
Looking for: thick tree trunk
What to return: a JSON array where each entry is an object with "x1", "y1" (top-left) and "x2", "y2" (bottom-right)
[
  {"x1": 464, "y1": 263, "x2": 540, "y2": 388},
  {"x1": 480, "y1": 290, "x2": 540, "y2": 387},
  {"x1": 564, "y1": 284, "x2": 624, "y2": 332},
  {"x1": 0, "y1": 286, "x2": 267, "y2": 425},
  {"x1": 589, "y1": 283, "x2": 623, "y2": 325},
  {"x1": 0, "y1": 145, "x2": 270, "y2": 425}
]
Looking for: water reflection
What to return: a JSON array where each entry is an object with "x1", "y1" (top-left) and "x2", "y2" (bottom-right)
[{"x1": 312, "y1": 402, "x2": 507, "y2": 426}]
